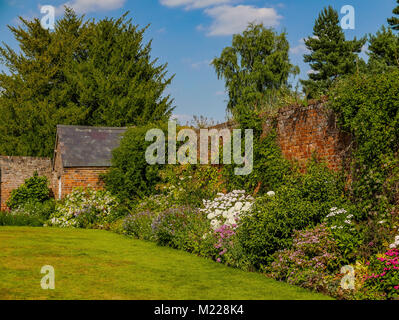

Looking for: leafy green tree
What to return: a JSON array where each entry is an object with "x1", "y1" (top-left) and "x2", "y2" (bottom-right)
[
  {"x1": 368, "y1": 26, "x2": 399, "y2": 72},
  {"x1": 300, "y1": 6, "x2": 365, "y2": 98},
  {"x1": 102, "y1": 122, "x2": 168, "y2": 206},
  {"x1": 388, "y1": 0, "x2": 399, "y2": 31},
  {"x1": 211, "y1": 23, "x2": 298, "y2": 115},
  {"x1": 0, "y1": 8, "x2": 174, "y2": 157}
]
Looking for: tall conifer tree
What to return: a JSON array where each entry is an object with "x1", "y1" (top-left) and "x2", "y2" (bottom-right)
[
  {"x1": 388, "y1": 0, "x2": 399, "y2": 31},
  {"x1": 300, "y1": 6, "x2": 365, "y2": 98}
]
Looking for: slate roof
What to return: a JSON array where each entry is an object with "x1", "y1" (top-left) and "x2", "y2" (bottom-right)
[{"x1": 56, "y1": 125, "x2": 127, "y2": 168}]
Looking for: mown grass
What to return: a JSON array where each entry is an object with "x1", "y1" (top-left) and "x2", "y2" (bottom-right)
[{"x1": 0, "y1": 226, "x2": 332, "y2": 300}]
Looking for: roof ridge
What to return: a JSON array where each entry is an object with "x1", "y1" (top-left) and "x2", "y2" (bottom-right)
[{"x1": 57, "y1": 125, "x2": 128, "y2": 130}]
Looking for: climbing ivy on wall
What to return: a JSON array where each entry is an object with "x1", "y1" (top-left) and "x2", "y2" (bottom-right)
[{"x1": 329, "y1": 70, "x2": 399, "y2": 212}]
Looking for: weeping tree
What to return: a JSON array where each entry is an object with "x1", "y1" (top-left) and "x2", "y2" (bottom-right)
[{"x1": 0, "y1": 7, "x2": 174, "y2": 157}]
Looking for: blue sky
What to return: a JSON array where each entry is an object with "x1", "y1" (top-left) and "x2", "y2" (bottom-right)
[{"x1": 0, "y1": 0, "x2": 397, "y2": 123}]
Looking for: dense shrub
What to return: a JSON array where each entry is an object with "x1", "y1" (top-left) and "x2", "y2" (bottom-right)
[
  {"x1": 102, "y1": 122, "x2": 168, "y2": 206},
  {"x1": 223, "y1": 123, "x2": 291, "y2": 195},
  {"x1": 151, "y1": 206, "x2": 215, "y2": 256},
  {"x1": 324, "y1": 206, "x2": 363, "y2": 264},
  {"x1": 266, "y1": 224, "x2": 344, "y2": 295},
  {"x1": 158, "y1": 164, "x2": 225, "y2": 207},
  {"x1": 361, "y1": 249, "x2": 399, "y2": 300},
  {"x1": 123, "y1": 210, "x2": 155, "y2": 241},
  {"x1": 0, "y1": 210, "x2": 44, "y2": 227},
  {"x1": 6, "y1": 172, "x2": 51, "y2": 209},
  {"x1": 330, "y1": 70, "x2": 399, "y2": 210},
  {"x1": 48, "y1": 188, "x2": 119, "y2": 228},
  {"x1": 237, "y1": 160, "x2": 344, "y2": 268}
]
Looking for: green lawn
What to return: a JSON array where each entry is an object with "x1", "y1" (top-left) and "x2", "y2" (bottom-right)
[{"x1": 0, "y1": 226, "x2": 331, "y2": 300}]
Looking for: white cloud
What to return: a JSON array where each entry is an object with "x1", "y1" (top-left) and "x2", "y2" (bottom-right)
[
  {"x1": 290, "y1": 38, "x2": 309, "y2": 55},
  {"x1": 191, "y1": 59, "x2": 211, "y2": 69},
  {"x1": 56, "y1": 0, "x2": 126, "y2": 14},
  {"x1": 203, "y1": 5, "x2": 281, "y2": 36},
  {"x1": 160, "y1": 0, "x2": 233, "y2": 10}
]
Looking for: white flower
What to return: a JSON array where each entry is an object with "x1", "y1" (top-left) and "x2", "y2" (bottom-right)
[
  {"x1": 242, "y1": 202, "x2": 252, "y2": 212},
  {"x1": 267, "y1": 191, "x2": 275, "y2": 197},
  {"x1": 207, "y1": 213, "x2": 215, "y2": 220},
  {"x1": 234, "y1": 202, "x2": 243, "y2": 211},
  {"x1": 389, "y1": 243, "x2": 397, "y2": 249},
  {"x1": 210, "y1": 219, "x2": 221, "y2": 230}
]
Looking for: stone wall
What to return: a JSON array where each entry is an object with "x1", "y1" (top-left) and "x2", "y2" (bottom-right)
[{"x1": 0, "y1": 156, "x2": 52, "y2": 210}]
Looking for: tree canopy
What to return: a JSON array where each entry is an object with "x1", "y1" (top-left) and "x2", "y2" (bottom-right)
[
  {"x1": 0, "y1": 8, "x2": 174, "y2": 157},
  {"x1": 211, "y1": 23, "x2": 298, "y2": 116},
  {"x1": 300, "y1": 6, "x2": 365, "y2": 98},
  {"x1": 388, "y1": 0, "x2": 399, "y2": 31}
]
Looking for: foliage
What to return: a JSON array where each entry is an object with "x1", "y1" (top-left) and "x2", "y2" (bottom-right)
[
  {"x1": 388, "y1": 0, "x2": 399, "y2": 31},
  {"x1": 223, "y1": 111, "x2": 291, "y2": 195},
  {"x1": 6, "y1": 172, "x2": 51, "y2": 209},
  {"x1": 212, "y1": 23, "x2": 298, "y2": 114},
  {"x1": 368, "y1": 26, "x2": 399, "y2": 72},
  {"x1": 0, "y1": 210, "x2": 43, "y2": 227},
  {"x1": 323, "y1": 207, "x2": 362, "y2": 265},
  {"x1": 48, "y1": 187, "x2": 119, "y2": 228},
  {"x1": 0, "y1": 7, "x2": 174, "y2": 157},
  {"x1": 151, "y1": 206, "x2": 214, "y2": 257},
  {"x1": 266, "y1": 224, "x2": 343, "y2": 295},
  {"x1": 237, "y1": 160, "x2": 344, "y2": 268},
  {"x1": 157, "y1": 164, "x2": 225, "y2": 208},
  {"x1": 123, "y1": 210, "x2": 155, "y2": 241},
  {"x1": 300, "y1": 6, "x2": 365, "y2": 98},
  {"x1": 329, "y1": 70, "x2": 399, "y2": 210},
  {"x1": 131, "y1": 194, "x2": 177, "y2": 215},
  {"x1": 103, "y1": 122, "x2": 168, "y2": 206},
  {"x1": 362, "y1": 249, "x2": 399, "y2": 299}
]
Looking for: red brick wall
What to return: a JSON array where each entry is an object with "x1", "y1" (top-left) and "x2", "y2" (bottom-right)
[
  {"x1": 58, "y1": 167, "x2": 108, "y2": 199},
  {"x1": 0, "y1": 156, "x2": 52, "y2": 210},
  {"x1": 275, "y1": 102, "x2": 351, "y2": 171},
  {"x1": 52, "y1": 140, "x2": 108, "y2": 199}
]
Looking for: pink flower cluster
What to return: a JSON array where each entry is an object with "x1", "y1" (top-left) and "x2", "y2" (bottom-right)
[
  {"x1": 364, "y1": 249, "x2": 399, "y2": 292},
  {"x1": 214, "y1": 224, "x2": 236, "y2": 262}
]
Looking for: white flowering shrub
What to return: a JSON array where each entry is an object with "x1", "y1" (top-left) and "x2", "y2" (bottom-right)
[
  {"x1": 325, "y1": 207, "x2": 354, "y2": 231},
  {"x1": 389, "y1": 233, "x2": 399, "y2": 249},
  {"x1": 200, "y1": 190, "x2": 254, "y2": 230},
  {"x1": 48, "y1": 188, "x2": 119, "y2": 228}
]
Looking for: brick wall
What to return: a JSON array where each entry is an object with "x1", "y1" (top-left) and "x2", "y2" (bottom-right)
[
  {"x1": 52, "y1": 140, "x2": 107, "y2": 199},
  {"x1": 0, "y1": 156, "x2": 52, "y2": 210},
  {"x1": 57, "y1": 167, "x2": 108, "y2": 199},
  {"x1": 275, "y1": 102, "x2": 351, "y2": 171}
]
